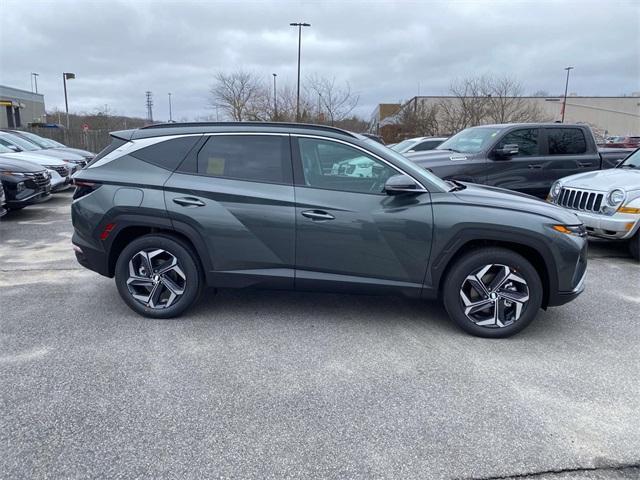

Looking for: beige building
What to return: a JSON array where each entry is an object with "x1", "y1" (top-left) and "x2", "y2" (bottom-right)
[{"x1": 371, "y1": 95, "x2": 640, "y2": 138}]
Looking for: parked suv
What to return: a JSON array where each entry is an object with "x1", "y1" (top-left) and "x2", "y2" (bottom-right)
[{"x1": 71, "y1": 122, "x2": 588, "y2": 338}]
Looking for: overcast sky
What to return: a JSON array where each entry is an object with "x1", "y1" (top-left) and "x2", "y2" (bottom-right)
[{"x1": 1, "y1": 0, "x2": 639, "y2": 122}]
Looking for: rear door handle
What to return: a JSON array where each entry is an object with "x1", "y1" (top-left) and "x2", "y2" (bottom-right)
[
  {"x1": 301, "y1": 210, "x2": 335, "y2": 221},
  {"x1": 173, "y1": 197, "x2": 205, "y2": 207},
  {"x1": 578, "y1": 162, "x2": 593, "y2": 168},
  {"x1": 527, "y1": 164, "x2": 543, "y2": 169}
]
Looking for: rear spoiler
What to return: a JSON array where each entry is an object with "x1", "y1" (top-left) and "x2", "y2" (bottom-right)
[{"x1": 110, "y1": 129, "x2": 135, "y2": 141}]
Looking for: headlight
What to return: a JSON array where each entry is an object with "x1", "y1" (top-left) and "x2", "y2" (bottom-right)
[
  {"x1": 551, "y1": 181, "x2": 562, "y2": 198},
  {"x1": 551, "y1": 224, "x2": 587, "y2": 237},
  {"x1": 16, "y1": 182, "x2": 25, "y2": 192},
  {"x1": 1, "y1": 171, "x2": 26, "y2": 178},
  {"x1": 607, "y1": 189, "x2": 625, "y2": 206}
]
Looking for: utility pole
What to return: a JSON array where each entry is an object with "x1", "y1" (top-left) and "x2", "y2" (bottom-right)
[
  {"x1": 561, "y1": 66, "x2": 574, "y2": 123},
  {"x1": 168, "y1": 93, "x2": 173, "y2": 122},
  {"x1": 145, "y1": 91, "x2": 154, "y2": 123},
  {"x1": 62, "y1": 72, "x2": 75, "y2": 129},
  {"x1": 290, "y1": 22, "x2": 311, "y2": 122},
  {"x1": 272, "y1": 73, "x2": 278, "y2": 119},
  {"x1": 33, "y1": 73, "x2": 39, "y2": 94}
]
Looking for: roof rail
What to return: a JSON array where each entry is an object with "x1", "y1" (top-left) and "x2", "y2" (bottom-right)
[{"x1": 140, "y1": 121, "x2": 358, "y2": 138}]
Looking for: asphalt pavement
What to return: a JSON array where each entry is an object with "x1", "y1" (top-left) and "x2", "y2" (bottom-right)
[{"x1": 1, "y1": 191, "x2": 639, "y2": 479}]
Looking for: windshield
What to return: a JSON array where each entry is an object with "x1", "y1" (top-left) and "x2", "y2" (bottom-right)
[
  {"x1": 16, "y1": 131, "x2": 54, "y2": 148},
  {"x1": 618, "y1": 149, "x2": 640, "y2": 169},
  {"x1": 391, "y1": 139, "x2": 418, "y2": 152},
  {"x1": 0, "y1": 133, "x2": 41, "y2": 151},
  {"x1": 363, "y1": 138, "x2": 451, "y2": 191},
  {"x1": 0, "y1": 143, "x2": 14, "y2": 154},
  {"x1": 47, "y1": 139, "x2": 66, "y2": 148},
  {"x1": 436, "y1": 127, "x2": 503, "y2": 154}
]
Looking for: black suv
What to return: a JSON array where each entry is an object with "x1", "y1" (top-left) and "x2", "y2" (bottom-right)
[{"x1": 71, "y1": 123, "x2": 587, "y2": 338}]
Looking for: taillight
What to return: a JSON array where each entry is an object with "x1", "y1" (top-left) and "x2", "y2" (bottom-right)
[{"x1": 73, "y1": 179, "x2": 101, "y2": 200}]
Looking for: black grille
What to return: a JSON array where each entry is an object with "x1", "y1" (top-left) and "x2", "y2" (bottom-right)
[
  {"x1": 556, "y1": 188, "x2": 603, "y2": 213},
  {"x1": 25, "y1": 171, "x2": 51, "y2": 189},
  {"x1": 48, "y1": 165, "x2": 69, "y2": 177}
]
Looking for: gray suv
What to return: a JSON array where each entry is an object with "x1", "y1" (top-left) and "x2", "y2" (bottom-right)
[{"x1": 71, "y1": 123, "x2": 587, "y2": 338}]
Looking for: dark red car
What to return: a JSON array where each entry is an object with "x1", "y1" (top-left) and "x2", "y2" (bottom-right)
[{"x1": 606, "y1": 136, "x2": 640, "y2": 148}]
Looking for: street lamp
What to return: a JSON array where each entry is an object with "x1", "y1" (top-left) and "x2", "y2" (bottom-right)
[
  {"x1": 31, "y1": 73, "x2": 39, "y2": 94},
  {"x1": 272, "y1": 73, "x2": 277, "y2": 119},
  {"x1": 63, "y1": 72, "x2": 76, "y2": 128},
  {"x1": 561, "y1": 66, "x2": 574, "y2": 123},
  {"x1": 290, "y1": 22, "x2": 311, "y2": 122},
  {"x1": 168, "y1": 93, "x2": 173, "y2": 122}
]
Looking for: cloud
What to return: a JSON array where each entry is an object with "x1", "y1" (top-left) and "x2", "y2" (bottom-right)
[{"x1": 1, "y1": 0, "x2": 638, "y2": 121}]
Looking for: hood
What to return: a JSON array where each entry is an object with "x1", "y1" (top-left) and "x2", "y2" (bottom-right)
[
  {"x1": 0, "y1": 151, "x2": 67, "y2": 166},
  {"x1": 559, "y1": 168, "x2": 640, "y2": 192},
  {"x1": 0, "y1": 156, "x2": 46, "y2": 173},
  {"x1": 53, "y1": 147, "x2": 95, "y2": 158},
  {"x1": 405, "y1": 149, "x2": 476, "y2": 164},
  {"x1": 28, "y1": 148, "x2": 86, "y2": 161},
  {"x1": 453, "y1": 182, "x2": 580, "y2": 224}
]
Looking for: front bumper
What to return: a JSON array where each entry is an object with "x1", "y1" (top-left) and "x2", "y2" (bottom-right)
[{"x1": 572, "y1": 210, "x2": 640, "y2": 240}]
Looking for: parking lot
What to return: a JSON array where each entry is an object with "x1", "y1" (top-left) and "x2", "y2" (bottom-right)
[{"x1": 1, "y1": 191, "x2": 639, "y2": 479}]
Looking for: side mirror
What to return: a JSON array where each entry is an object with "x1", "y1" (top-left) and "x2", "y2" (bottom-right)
[
  {"x1": 7, "y1": 145, "x2": 21, "y2": 152},
  {"x1": 494, "y1": 144, "x2": 519, "y2": 158},
  {"x1": 384, "y1": 174, "x2": 426, "y2": 195},
  {"x1": 407, "y1": 149, "x2": 415, "y2": 153}
]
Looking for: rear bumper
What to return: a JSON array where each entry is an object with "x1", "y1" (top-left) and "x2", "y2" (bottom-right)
[{"x1": 72, "y1": 231, "x2": 111, "y2": 277}]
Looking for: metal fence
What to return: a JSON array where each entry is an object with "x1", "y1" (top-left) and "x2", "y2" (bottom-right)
[{"x1": 24, "y1": 127, "x2": 112, "y2": 153}]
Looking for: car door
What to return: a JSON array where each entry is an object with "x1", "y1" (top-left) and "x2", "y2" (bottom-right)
[
  {"x1": 485, "y1": 128, "x2": 547, "y2": 197},
  {"x1": 292, "y1": 136, "x2": 433, "y2": 296},
  {"x1": 164, "y1": 133, "x2": 296, "y2": 289},
  {"x1": 544, "y1": 127, "x2": 600, "y2": 183}
]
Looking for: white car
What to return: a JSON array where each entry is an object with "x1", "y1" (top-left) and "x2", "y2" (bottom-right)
[
  {"x1": 0, "y1": 143, "x2": 72, "y2": 192},
  {"x1": 390, "y1": 136, "x2": 447, "y2": 154},
  {"x1": 331, "y1": 157, "x2": 376, "y2": 177},
  {"x1": 548, "y1": 149, "x2": 640, "y2": 260}
]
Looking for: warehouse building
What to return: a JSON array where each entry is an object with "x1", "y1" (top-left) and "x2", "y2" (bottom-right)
[
  {"x1": 370, "y1": 95, "x2": 640, "y2": 140},
  {"x1": 0, "y1": 85, "x2": 46, "y2": 128}
]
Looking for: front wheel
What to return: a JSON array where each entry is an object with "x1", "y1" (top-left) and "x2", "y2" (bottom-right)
[
  {"x1": 443, "y1": 248, "x2": 543, "y2": 338},
  {"x1": 629, "y1": 230, "x2": 640, "y2": 261},
  {"x1": 114, "y1": 234, "x2": 202, "y2": 318}
]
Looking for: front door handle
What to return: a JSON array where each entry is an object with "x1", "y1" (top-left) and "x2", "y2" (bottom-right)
[
  {"x1": 578, "y1": 162, "x2": 593, "y2": 168},
  {"x1": 301, "y1": 210, "x2": 335, "y2": 221},
  {"x1": 173, "y1": 197, "x2": 205, "y2": 207},
  {"x1": 527, "y1": 164, "x2": 543, "y2": 169}
]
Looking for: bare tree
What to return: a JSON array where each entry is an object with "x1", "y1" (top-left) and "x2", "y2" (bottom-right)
[
  {"x1": 395, "y1": 98, "x2": 440, "y2": 137},
  {"x1": 306, "y1": 75, "x2": 359, "y2": 125},
  {"x1": 209, "y1": 70, "x2": 267, "y2": 121}
]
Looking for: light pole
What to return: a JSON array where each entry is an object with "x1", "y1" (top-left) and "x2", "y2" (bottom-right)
[
  {"x1": 168, "y1": 93, "x2": 173, "y2": 122},
  {"x1": 561, "y1": 66, "x2": 574, "y2": 123},
  {"x1": 290, "y1": 22, "x2": 310, "y2": 122},
  {"x1": 63, "y1": 72, "x2": 75, "y2": 128},
  {"x1": 272, "y1": 73, "x2": 278, "y2": 119}
]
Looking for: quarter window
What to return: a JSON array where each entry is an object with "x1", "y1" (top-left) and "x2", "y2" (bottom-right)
[
  {"x1": 547, "y1": 128, "x2": 587, "y2": 155},
  {"x1": 496, "y1": 129, "x2": 540, "y2": 156},
  {"x1": 196, "y1": 135, "x2": 291, "y2": 184},
  {"x1": 131, "y1": 136, "x2": 199, "y2": 171},
  {"x1": 298, "y1": 138, "x2": 397, "y2": 194}
]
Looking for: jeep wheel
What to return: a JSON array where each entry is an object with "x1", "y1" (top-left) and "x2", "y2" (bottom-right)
[
  {"x1": 629, "y1": 231, "x2": 640, "y2": 261},
  {"x1": 443, "y1": 248, "x2": 543, "y2": 338},
  {"x1": 114, "y1": 234, "x2": 202, "y2": 318}
]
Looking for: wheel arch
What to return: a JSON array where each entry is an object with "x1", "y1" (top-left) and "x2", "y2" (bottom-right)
[{"x1": 431, "y1": 234, "x2": 556, "y2": 309}]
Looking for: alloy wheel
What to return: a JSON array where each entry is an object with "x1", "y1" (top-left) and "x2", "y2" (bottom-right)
[
  {"x1": 126, "y1": 249, "x2": 186, "y2": 309},
  {"x1": 459, "y1": 264, "x2": 530, "y2": 328}
]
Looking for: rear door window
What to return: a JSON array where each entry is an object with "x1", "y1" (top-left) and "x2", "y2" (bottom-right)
[
  {"x1": 196, "y1": 135, "x2": 292, "y2": 184},
  {"x1": 546, "y1": 128, "x2": 587, "y2": 155}
]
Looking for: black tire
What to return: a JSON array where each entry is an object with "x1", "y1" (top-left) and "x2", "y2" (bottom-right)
[
  {"x1": 114, "y1": 234, "x2": 202, "y2": 318},
  {"x1": 442, "y1": 248, "x2": 543, "y2": 338},
  {"x1": 629, "y1": 231, "x2": 640, "y2": 261}
]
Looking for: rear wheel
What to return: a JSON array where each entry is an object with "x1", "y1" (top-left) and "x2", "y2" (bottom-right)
[
  {"x1": 114, "y1": 234, "x2": 202, "y2": 318},
  {"x1": 443, "y1": 248, "x2": 543, "y2": 338}
]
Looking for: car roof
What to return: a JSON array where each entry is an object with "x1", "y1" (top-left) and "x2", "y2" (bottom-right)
[
  {"x1": 112, "y1": 122, "x2": 359, "y2": 142},
  {"x1": 467, "y1": 123, "x2": 591, "y2": 129}
]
